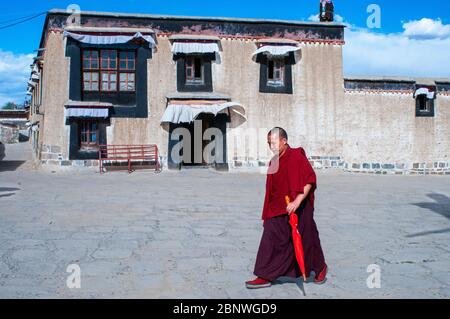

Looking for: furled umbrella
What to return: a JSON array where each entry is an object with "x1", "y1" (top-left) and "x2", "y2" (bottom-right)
[{"x1": 286, "y1": 196, "x2": 307, "y2": 281}]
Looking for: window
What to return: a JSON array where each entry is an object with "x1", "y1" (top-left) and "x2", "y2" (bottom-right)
[
  {"x1": 175, "y1": 53, "x2": 214, "y2": 92},
  {"x1": 119, "y1": 73, "x2": 135, "y2": 91},
  {"x1": 83, "y1": 72, "x2": 99, "y2": 91},
  {"x1": 67, "y1": 38, "x2": 152, "y2": 118},
  {"x1": 82, "y1": 49, "x2": 136, "y2": 93},
  {"x1": 415, "y1": 94, "x2": 435, "y2": 117},
  {"x1": 185, "y1": 57, "x2": 204, "y2": 84},
  {"x1": 119, "y1": 51, "x2": 136, "y2": 92},
  {"x1": 267, "y1": 59, "x2": 285, "y2": 87},
  {"x1": 257, "y1": 53, "x2": 294, "y2": 94},
  {"x1": 101, "y1": 72, "x2": 117, "y2": 91},
  {"x1": 418, "y1": 95, "x2": 430, "y2": 112},
  {"x1": 79, "y1": 120, "x2": 99, "y2": 149}
]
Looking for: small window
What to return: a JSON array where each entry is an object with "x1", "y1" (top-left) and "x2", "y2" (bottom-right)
[
  {"x1": 83, "y1": 50, "x2": 99, "y2": 69},
  {"x1": 80, "y1": 121, "x2": 99, "y2": 149},
  {"x1": 176, "y1": 53, "x2": 214, "y2": 92},
  {"x1": 119, "y1": 73, "x2": 135, "y2": 91},
  {"x1": 257, "y1": 53, "x2": 293, "y2": 94},
  {"x1": 101, "y1": 72, "x2": 117, "y2": 91},
  {"x1": 418, "y1": 95, "x2": 431, "y2": 112},
  {"x1": 101, "y1": 50, "x2": 117, "y2": 70},
  {"x1": 267, "y1": 59, "x2": 285, "y2": 87},
  {"x1": 83, "y1": 72, "x2": 99, "y2": 91},
  {"x1": 415, "y1": 92, "x2": 435, "y2": 117},
  {"x1": 119, "y1": 51, "x2": 136, "y2": 70},
  {"x1": 185, "y1": 57, "x2": 204, "y2": 84}
]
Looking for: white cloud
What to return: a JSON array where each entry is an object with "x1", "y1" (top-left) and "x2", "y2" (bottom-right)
[
  {"x1": 403, "y1": 18, "x2": 450, "y2": 40},
  {"x1": 0, "y1": 50, "x2": 34, "y2": 107},
  {"x1": 343, "y1": 19, "x2": 450, "y2": 78}
]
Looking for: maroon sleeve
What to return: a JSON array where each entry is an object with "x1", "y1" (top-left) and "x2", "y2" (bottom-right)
[
  {"x1": 261, "y1": 174, "x2": 270, "y2": 220},
  {"x1": 288, "y1": 148, "x2": 317, "y2": 200}
]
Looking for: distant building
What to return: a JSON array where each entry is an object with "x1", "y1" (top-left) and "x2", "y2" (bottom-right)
[
  {"x1": 0, "y1": 109, "x2": 29, "y2": 144},
  {"x1": 26, "y1": 9, "x2": 450, "y2": 174}
]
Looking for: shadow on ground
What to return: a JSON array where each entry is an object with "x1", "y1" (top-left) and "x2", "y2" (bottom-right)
[
  {"x1": 407, "y1": 193, "x2": 450, "y2": 237},
  {"x1": 0, "y1": 161, "x2": 27, "y2": 172}
]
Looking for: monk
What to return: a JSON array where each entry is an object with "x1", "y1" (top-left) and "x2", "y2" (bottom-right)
[{"x1": 246, "y1": 127, "x2": 327, "y2": 289}]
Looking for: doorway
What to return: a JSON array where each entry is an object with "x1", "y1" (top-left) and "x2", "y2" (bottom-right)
[{"x1": 168, "y1": 113, "x2": 229, "y2": 170}]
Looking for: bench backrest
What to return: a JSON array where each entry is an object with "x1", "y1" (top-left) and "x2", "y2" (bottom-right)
[{"x1": 99, "y1": 145, "x2": 159, "y2": 160}]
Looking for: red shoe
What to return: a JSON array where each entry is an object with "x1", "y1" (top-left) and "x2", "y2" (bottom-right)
[
  {"x1": 314, "y1": 264, "x2": 328, "y2": 284},
  {"x1": 245, "y1": 277, "x2": 272, "y2": 289}
]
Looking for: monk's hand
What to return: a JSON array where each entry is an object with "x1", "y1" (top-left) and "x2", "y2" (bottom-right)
[{"x1": 286, "y1": 199, "x2": 301, "y2": 215}]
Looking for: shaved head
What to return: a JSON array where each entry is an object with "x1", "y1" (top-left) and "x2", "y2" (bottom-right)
[{"x1": 268, "y1": 127, "x2": 288, "y2": 140}]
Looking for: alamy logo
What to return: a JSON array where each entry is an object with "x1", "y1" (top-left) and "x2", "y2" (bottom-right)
[
  {"x1": 66, "y1": 264, "x2": 81, "y2": 289},
  {"x1": 366, "y1": 264, "x2": 381, "y2": 288},
  {"x1": 367, "y1": 4, "x2": 382, "y2": 29}
]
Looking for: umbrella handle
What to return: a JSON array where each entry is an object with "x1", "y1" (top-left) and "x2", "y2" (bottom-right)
[{"x1": 285, "y1": 195, "x2": 290, "y2": 206}]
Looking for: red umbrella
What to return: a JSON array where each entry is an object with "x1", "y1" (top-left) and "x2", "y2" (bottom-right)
[{"x1": 286, "y1": 196, "x2": 307, "y2": 281}]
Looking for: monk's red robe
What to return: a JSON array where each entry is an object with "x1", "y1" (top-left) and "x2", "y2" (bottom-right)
[
  {"x1": 262, "y1": 145, "x2": 317, "y2": 220},
  {"x1": 254, "y1": 145, "x2": 325, "y2": 281}
]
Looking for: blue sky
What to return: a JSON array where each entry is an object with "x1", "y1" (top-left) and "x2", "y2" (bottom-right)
[{"x1": 1, "y1": 0, "x2": 450, "y2": 106}]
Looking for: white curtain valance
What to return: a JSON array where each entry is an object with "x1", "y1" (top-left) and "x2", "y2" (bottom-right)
[
  {"x1": 161, "y1": 102, "x2": 245, "y2": 124},
  {"x1": 252, "y1": 45, "x2": 301, "y2": 62},
  {"x1": 171, "y1": 42, "x2": 220, "y2": 54},
  {"x1": 64, "y1": 108, "x2": 110, "y2": 119},
  {"x1": 414, "y1": 88, "x2": 435, "y2": 99},
  {"x1": 63, "y1": 31, "x2": 156, "y2": 49}
]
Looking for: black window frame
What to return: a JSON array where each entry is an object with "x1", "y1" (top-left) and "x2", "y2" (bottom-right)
[
  {"x1": 415, "y1": 87, "x2": 436, "y2": 117},
  {"x1": 257, "y1": 52, "x2": 295, "y2": 94},
  {"x1": 79, "y1": 119, "x2": 100, "y2": 150},
  {"x1": 68, "y1": 118, "x2": 109, "y2": 160},
  {"x1": 66, "y1": 38, "x2": 151, "y2": 118},
  {"x1": 81, "y1": 48, "x2": 137, "y2": 106},
  {"x1": 174, "y1": 53, "x2": 215, "y2": 92}
]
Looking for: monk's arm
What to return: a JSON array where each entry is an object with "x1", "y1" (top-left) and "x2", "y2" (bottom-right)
[
  {"x1": 293, "y1": 183, "x2": 313, "y2": 206},
  {"x1": 286, "y1": 183, "x2": 313, "y2": 214}
]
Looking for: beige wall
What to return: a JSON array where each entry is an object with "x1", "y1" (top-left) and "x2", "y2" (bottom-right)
[
  {"x1": 341, "y1": 91, "x2": 450, "y2": 166},
  {"x1": 39, "y1": 31, "x2": 449, "y2": 168},
  {"x1": 214, "y1": 40, "x2": 344, "y2": 163},
  {"x1": 41, "y1": 32, "x2": 71, "y2": 158}
]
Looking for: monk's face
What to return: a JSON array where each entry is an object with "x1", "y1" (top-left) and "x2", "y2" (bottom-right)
[{"x1": 267, "y1": 133, "x2": 287, "y2": 155}]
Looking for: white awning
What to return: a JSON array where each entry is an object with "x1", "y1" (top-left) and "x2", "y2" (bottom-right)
[
  {"x1": 252, "y1": 45, "x2": 301, "y2": 62},
  {"x1": 171, "y1": 42, "x2": 220, "y2": 54},
  {"x1": 63, "y1": 31, "x2": 156, "y2": 49},
  {"x1": 414, "y1": 88, "x2": 435, "y2": 99},
  {"x1": 28, "y1": 80, "x2": 36, "y2": 88},
  {"x1": 64, "y1": 108, "x2": 110, "y2": 119},
  {"x1": 161, "y1": 102, "x2": 246, "y2": 124}
]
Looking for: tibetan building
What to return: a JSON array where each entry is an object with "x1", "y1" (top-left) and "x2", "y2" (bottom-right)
[{"x1": 26, "y1": 9, "x2": 450, "y2": 174}]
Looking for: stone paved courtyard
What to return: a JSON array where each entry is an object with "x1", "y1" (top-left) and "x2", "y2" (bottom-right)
[{"x1": 0, "y1": 143, "x2": 449, "y2": 299}]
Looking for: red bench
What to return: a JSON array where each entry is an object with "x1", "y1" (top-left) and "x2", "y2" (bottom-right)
[{"x1": 99, "y1": 144, "x2": 161, "y2": 174}]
